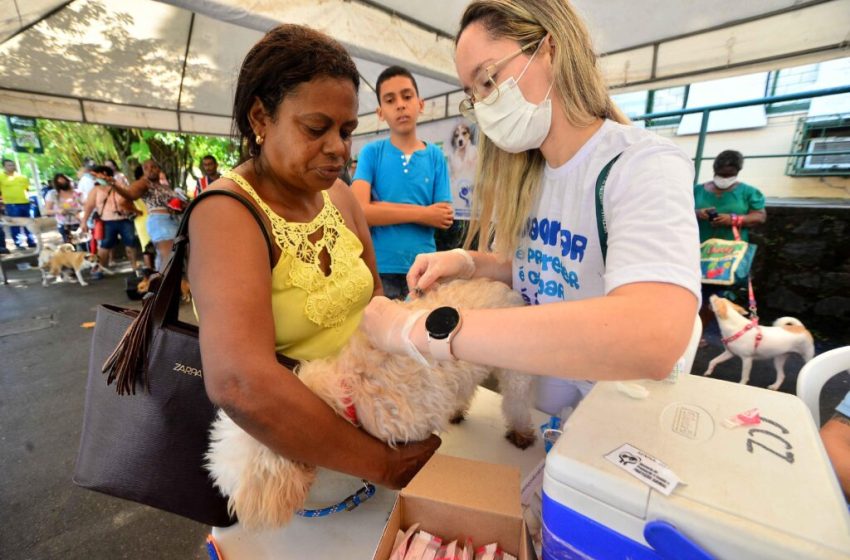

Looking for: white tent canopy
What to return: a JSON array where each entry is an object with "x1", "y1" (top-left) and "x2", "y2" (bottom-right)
[{"x1": 0, "y1": 0, "x2": 847, "y2": 135}]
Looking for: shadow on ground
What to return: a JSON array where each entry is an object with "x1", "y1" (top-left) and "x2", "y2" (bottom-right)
[{"x1": 0, "y1": 264, "x2": 208, "y2": 560}]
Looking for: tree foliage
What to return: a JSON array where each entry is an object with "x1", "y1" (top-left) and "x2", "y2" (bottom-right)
[{"x1": 0, "y1": 117, "x2": 238, "y2": 190}]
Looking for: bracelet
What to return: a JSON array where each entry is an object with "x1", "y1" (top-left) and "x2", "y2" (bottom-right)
[{"x1": 730, "y1": 213, "x2": 743, "y2": 228}]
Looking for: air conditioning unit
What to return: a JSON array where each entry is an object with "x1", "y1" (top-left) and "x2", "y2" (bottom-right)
[{"x1": 803, "y1": 137, "x2": 850, "y2": 170}]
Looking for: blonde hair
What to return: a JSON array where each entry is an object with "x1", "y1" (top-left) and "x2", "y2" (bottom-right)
[{"x1": 457, "y1": 0, "x2": 629, "y2": 257}]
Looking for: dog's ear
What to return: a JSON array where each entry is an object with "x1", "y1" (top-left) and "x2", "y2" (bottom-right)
[
  {"x1": 730, "y1": 301, "x2": 748, "y2": 316},
  {"x1": 713, "y1": 298, "x2": 728, "y2": 319}
]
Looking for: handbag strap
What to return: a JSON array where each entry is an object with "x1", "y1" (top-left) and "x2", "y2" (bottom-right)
[
  {"x1": 594, "y1": 153, "x2": 622, "y2": 265},
  {"x1": 152, "y1": 189, "x2": 275, "y2": 328},
  {"x1": 732, "y1": 224, "x2": 759, "y2": 319},
  {"x1": 102, "y1": 188, "x2": 297, "y2": 394}
]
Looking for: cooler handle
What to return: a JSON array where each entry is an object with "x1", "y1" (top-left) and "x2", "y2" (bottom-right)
[{"x1": 644, "y1": 520, "x2": 715, "y2": 560}]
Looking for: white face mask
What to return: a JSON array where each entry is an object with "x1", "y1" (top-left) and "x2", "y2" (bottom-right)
[
  {"x1": 713, "y1": 175, "x2": 738, "y2": 190},
  {"x1": 473, "y1": 39, "x2": 553, "y2": 153}
]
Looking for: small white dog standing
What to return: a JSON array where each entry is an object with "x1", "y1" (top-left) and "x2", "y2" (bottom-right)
[
  {"x1": 703, "y1": 294, "x2": 815, "y2": 390},
  {"x1": 206, "y1": 278, "x2": 536, "y2": 530}
]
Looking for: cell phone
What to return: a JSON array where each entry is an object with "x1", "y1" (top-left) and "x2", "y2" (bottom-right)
[{"x1": 706, "y1": 209, "x2": 718, "y2": 221}]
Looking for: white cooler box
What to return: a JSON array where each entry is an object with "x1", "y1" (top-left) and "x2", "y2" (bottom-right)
[{"x1": 542, "y1": 375, "x2": 850, "y2": 560}]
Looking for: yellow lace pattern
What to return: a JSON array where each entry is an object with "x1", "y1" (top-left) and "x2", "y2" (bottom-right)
[{"x1": 223, "y1": 171, "x2": 370, "y2": 328}]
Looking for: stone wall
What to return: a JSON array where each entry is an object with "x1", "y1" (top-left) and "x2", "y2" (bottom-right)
[{"x1": 749, "y1": 200, "x2": 850, "y2": 345}]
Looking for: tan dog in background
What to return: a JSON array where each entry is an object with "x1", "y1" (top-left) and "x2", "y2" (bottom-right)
[
  {"x1": 38, "y1": 243, "x2": 112, "y2": 287},
  {"x1": 205, "y1": 278, "x2": 536, "y2": 530},
  {"x1": 704, "y1": 294, "x2": 815, "y2": 390}
]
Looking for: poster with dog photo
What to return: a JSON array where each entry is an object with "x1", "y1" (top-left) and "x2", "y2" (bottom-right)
[{"x1": 351, "y1": 117, "x2": 478, "y2": 220}]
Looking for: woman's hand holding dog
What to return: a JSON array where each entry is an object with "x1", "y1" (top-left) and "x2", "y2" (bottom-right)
[
  {"x1": 379, "y1": 433, "x2": 442, "y2": 489},
  {"x1": 406, "y1": 249, "x2": 476, "y2": 295}
]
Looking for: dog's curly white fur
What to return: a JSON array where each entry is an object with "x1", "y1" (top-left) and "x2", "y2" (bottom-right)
[
  {"x1": 704, "y1": 294, "x2": 815, "y2": 390},
  {"x1": 206, "y1": 279, "x2": 535, "y2": 530}
]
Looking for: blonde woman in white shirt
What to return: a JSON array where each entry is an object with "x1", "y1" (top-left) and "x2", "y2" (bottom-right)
[{"x1": 361, "y1": 0, "x2": 701, "y2": 412}]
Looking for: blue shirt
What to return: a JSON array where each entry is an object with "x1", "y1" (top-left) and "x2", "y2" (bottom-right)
[
  {"x1": 837, "y1": 391, "x2": 850, "y2": 417},
  {"x1": 354, "y1": 139, "x2": 452, "y2": 274}
]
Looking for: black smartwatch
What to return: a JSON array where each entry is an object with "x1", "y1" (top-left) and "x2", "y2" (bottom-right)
[{"x1": 425, "y1": 306, "x2": 462, "y2": 361}]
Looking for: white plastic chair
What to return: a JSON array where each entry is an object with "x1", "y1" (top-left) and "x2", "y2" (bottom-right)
[{"x1": 796, "y1": 346, "x2": 850, "y2": 427}]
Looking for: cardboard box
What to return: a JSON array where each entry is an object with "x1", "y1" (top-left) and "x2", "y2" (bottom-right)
[{"x1": 373, "y1": 454, "x2": 534, "y2": 560}]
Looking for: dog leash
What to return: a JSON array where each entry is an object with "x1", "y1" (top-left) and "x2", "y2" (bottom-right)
[
  {"x1": 732, "y1": 223, "x2": 759, "y2": 320},
  {"x1": 721, "y1": 224, "x2": 763, "y2": 350},
  {"x1": 295, "y1": 480, "x2": 376, "y2": 518}
]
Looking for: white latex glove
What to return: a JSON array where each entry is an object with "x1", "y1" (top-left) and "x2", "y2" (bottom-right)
[
  {"x1": 406, "y1": 248, "x2": 475, "y2": 296},
  {"x1": 361, "y1": 296, "x2": 429, "y2": 367}
]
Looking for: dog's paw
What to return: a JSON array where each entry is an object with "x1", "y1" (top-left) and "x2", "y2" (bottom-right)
[
  {"x1": 79, "y1": 281, "x2": 88, "y2": 286},
  {"x1": 449, "y1": 411, "x2": 467, "y2": 424},
  {"x1": 505, "y1": 429, "x2": 536, "y2": 450},
  {"x1": 767, "y1": 383, "x2": 781, "y2": 391}
]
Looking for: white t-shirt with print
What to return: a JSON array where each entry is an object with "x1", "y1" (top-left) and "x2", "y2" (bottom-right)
[{"x1": 511, "y1": 119, "x2": 701, "y2": 413}]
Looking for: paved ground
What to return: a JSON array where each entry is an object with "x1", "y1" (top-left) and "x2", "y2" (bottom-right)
[
  {"x1": 0, "y1": 260, "x2": 209, "y2": 560},
  {"x1": 1, "y1": 256, "x2": 847, "y2": 560}
]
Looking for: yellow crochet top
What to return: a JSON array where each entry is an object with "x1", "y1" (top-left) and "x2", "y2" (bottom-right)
[{"x1": 224, "y1": 171, "x2": 373, "y2": 361}]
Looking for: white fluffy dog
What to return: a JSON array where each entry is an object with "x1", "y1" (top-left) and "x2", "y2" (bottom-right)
[
  {"x1": 206, "y1": 279, "x2": 536, "y2": 530},
  {"x1": 703, "y1": 295, "x2": 815, "y2": 390}
]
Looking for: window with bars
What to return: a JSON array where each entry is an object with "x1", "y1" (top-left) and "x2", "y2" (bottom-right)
[
  {"x1": 610, "y1": 86, "x2": 688, "y2": 126},
  {"x1": 765, "y1": 63, "x2": 819, "y2": 113},
  {"x1": 787, "y1": 115, "x2": 850, "y2": 177}
]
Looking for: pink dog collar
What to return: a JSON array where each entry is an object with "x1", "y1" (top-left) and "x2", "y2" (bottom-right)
[
  {"x1": 721, "y1": 318, "x2": 763, "y2": 350},
  {"x1": 339, "y1": 381, "x2": 359, "y2": 426}
]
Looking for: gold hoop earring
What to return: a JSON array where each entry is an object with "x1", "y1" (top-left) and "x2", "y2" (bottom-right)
[{"x1": 255, "y1": 133, "x2": 264, "y2": 146}]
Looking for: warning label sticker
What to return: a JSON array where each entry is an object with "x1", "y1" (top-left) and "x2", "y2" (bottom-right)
[{"x1": 604, "y1": 443, "x2": 683, "y2": 496}]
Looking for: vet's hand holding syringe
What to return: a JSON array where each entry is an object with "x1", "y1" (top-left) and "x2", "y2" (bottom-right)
[{"x1": 362, "y1": 248, "x2": 697, "y2": 383}]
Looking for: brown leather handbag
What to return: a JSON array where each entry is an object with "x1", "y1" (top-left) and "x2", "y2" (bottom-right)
[{"x1": 73, "y1": 189, "x2": 297, "y2": 526}]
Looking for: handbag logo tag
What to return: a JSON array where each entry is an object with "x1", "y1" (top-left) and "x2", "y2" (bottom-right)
[{"x1": 174, "y1": 362, "x2": 203, "y2": 377}]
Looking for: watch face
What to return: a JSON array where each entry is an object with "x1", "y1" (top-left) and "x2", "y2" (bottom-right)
[{"x1": 426, "y1": 306, "x2": 460, "y2": 340}]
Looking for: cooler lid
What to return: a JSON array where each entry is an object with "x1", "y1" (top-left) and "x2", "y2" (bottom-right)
[{"x1": 545, "y1": 375, "x2": 850, "y2": 547}]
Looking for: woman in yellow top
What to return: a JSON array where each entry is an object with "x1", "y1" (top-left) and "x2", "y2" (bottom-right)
[{"x1": 186, "y1": 25, "x2": 440, "y2": 496}]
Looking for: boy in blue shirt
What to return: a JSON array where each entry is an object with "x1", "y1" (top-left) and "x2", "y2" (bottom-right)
[{"x1": 352, "y1": 66, "x2": 454, "y2": 299}]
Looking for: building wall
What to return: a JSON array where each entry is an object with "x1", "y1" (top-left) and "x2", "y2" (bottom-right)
[
  {"x1": 748, "y1": 202, "x2": 850, "y2": 345},
  {"x1": 651, "y1": 112, "x2": 850, "y2": 199}
]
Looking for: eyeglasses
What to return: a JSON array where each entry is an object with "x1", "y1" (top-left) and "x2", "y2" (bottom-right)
[{"x1": 458, "y1": 39, "x2": 541, "y2": 122}]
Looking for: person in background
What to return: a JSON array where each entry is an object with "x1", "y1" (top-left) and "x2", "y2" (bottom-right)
[
  {"x1": 360, "y1": 0, "x2": 701, "y2": 416},
  {"x1": 43, "y1": 173, "x2": 83, "y2": 244},
  {"x1": 821, "y1": 391, "x2": 850, "y2": 500},
  {"x1": 131, "y1": 164, "x2": 155, "y2": 273},
  {"x1": 187, "y1": 25, "x2": 440, "y2": 516},
  {"x1": 76, "y1": 157, "x2": 97, "y2": 202},
  {"x1": 694, "y1": 149, "x2": 766, "y2": 345},
  {"x1": 103, "y1": 159, "x2": 181, "y2": 271},
  {"x1": 80, "y1": 165, "x2": 138, "y2": 271},
  {"x1": 351, "y1": 65, "x2": 454, "y2": 300},
  {"x1": 194, "y1": 154, "x2": 222, "y2": 197},
  {"x1": 105, "y1": 158, "x2": 129, "y2": 189},
  {"x1": 0, "y1": 182, "x2": 6, "y2": 254},
  {"x1": 0, "y1": 158, "x2": 37, "y2": 249},
  {"x1": 77, "y1": 157, "x2": 98, "y2": 254},
  {"x1": 40, "y1": 180, "x2": 52, "y2": 199}
]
